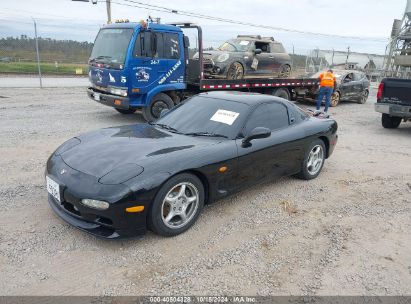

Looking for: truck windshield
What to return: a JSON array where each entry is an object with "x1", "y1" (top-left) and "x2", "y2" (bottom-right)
[
  {"x1": 218, "y1": 39, "x2": 250, "y2": 52},
  {"x1": 90, "y1": 28, "x2": 134, "y2": 66}
]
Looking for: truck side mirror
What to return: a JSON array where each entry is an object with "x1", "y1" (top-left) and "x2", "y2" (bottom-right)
[{"x1": 254, "y1": 48, "x2": 262, "y2": 55}]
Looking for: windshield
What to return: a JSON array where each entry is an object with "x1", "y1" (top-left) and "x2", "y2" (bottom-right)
[
  {"x1": 156, "y1": 95, "x2": 250, "y2": 139},
  {"x1": 218, "y1": 39, "x2": 251, "y2": 52},
  {"x1": 90, "y1": 28, "x2": 134, "y2": 65}
]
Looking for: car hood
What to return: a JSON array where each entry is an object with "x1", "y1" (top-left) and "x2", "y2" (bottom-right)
[
  {"x1": 203, "y1": 50, "x2": 231, "y2": 60},
  {"x1": 59, "y1": 124, "x2": 215, "y2": 178}
]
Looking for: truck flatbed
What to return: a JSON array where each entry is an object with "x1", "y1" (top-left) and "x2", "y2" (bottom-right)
[{"x1": 199, "y1": 78, "x2": 318, "y2": 90}]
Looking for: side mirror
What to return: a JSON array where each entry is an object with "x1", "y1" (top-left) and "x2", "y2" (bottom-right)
[
  {"x1": 254, "y1": 48, "x2": 262, "y2": 55},
  {"x1": 159, "y1": 108, "x2": 170, "y2": 118},
  {"x1": 242, "y1": 127, "x2": 271, "y2": 147}
]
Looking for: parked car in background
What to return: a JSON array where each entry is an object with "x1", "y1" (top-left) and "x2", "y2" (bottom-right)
[
  {"x1": 197, "y1": 35, "x2": 292, "y2": 79},
  {"x1": 304, "y1": 70, "x2": 370, "y2": 107},
  {"x1": 375, "y1": 78, "x2": 411, "y2": 128},
  {"x1": 46, "y1": 91, "x2": 337, "y2": 238}
]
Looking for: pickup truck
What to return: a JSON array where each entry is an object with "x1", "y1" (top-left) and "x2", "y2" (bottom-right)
[{"x1": 375, "y1": 78, "x2": 411, "y2": 128}]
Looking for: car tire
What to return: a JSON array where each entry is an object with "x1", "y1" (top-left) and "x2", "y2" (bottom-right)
[
  {"x1": 358, "y1": 90, "x2": 369, "y2": 104},
  {"x1": 381, "y1": 114, "x2": 402, "y2": 129},
  {"x1": 148, "y1": 173, "x2": 205, "y2": 237},
  {"x1": 278, "y1": 64, "x2": 291, "y2": 78},
  {"x1": 296, "y1": 139, "x2": 326, "y2": 180},
  {"x1": 142, "y1": 93, "x2": 174, "y2": 122},
  {"x1": 273, "y1": 88, "x2": 290, "y2": 100},
  {"x1": 115, "y1": 108, "x2": 136, "y2": 114},
  {"x1": 226, "y1": 62, "x2": 244, "y2": 80},
  {"x1": 330, "y1": 91, "x2": 340, "y2": 107}
]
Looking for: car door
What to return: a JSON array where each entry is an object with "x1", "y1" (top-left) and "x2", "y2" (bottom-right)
[
  {"x1": 352, "y1": 72, "x2": 365, "y2": 98},
  {"x1": 253, "y1": 42, "x2": 272, "y2": 75},
  {"x1": 236, "y1": 102, "x2": 302, "y2": 186},
  {"x1": 339, "y1": 73, "x2": 355, "y2": 100}
]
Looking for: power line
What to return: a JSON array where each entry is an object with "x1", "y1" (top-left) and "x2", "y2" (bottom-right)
[{"x1": 113, "y1": 0, "x2": 388, "y2": 42}]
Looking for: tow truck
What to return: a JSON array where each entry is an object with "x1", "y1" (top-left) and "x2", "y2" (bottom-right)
[{"x1": 87, "y1": 20, "x2": 318, "y2": 121}]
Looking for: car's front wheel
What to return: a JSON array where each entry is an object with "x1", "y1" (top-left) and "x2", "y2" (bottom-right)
[
  {"x1": 330, "y1": 91, "x2": 340, "y2": 107},
  {"x1": 358, "y1": 90, "x2": 369, "y2": 104},
  {"x1": 148, "y1": 173, "x2": 204, "y2": 236},
  {"x1": 226, "y1": 62, "x2": 244, "y2": 80},
  {"x1": 296, "y1": 139, "x2": 326, "y2": 180}
]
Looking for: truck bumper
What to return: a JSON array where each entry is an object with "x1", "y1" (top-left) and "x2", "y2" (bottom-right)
[
  {"x1": 375, "y1": 103, "x2": 411, "y2": 118},
  {"x1": 87, "y1": 87, "x2": 130, "y2": 110}
]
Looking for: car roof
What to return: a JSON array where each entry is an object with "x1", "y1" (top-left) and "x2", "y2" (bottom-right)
[{"x1": 198, "y1": 91, "x2": 289, "y2": 106}]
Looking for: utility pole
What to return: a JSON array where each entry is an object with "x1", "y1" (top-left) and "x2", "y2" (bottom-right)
[
  {"x1": 345, "y1": 46, "x2": 350, "y2": 67},
  {"x1": 32, "y1": 18, "x2": 42, "y2": 88},
  {"x1": 331, "y1": 48, "x2": 335, "y2": 67},
  {"x1": 106, "y1": 0, "x2": 112, "y2": 24}
]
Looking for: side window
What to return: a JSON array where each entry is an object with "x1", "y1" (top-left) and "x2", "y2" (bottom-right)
[
  {"x1": 271, "y1": 43, "x2": 285, "y2": 53},
  {"x1": 163, "y1": 33, "x2": 180, "y2": 59},
  {"x1": 133, "y1": 32, "x2": 152, "y2": 57},
  {"x1": 354, "y1": 72, "x2": 364, "y2": 81},
  {"x1": 255, "y1": 42, "x2": 270, "y2": 53},
  {"x1": 244, "y1": 103, "x2": 289, "y2": 135},
  {"x1": 154, "y1": 32, "x2": 164, "y2": 58}
]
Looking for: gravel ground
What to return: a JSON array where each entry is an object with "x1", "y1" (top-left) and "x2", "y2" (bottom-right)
[{"x1": 0, "y1": 86, "x2": 410, "y2": 296}]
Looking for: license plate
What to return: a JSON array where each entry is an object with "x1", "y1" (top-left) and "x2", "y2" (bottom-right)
[
  {"x1": 94, "y1": 92, "x2": 100, "y2": 101},
  {"x1": 46, "y1": 176, "x2": 61, "y2": 202}
]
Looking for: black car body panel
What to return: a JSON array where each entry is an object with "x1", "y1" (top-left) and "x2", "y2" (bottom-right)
[
  {"x1": 46, "y1": 91, "x2": 337, "y2": 238},
  {"x1": 307, "y1": 70, "x2": 370, "y2": 102},
  {"x1": 200, "y1": 36, "x2": 292, "y2": 79}
]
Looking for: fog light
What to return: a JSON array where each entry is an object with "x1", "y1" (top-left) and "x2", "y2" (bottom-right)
[{"x1": 81, "y1": 199, "x2": 109, "y2": 210}]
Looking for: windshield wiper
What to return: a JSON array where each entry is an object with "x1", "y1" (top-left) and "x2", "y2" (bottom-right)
[
  {"x1": 149, "y1": 122, "x2": 180, "y2": 133},
  {"x1": 90, "y1": 55, "x2": 112, "y2": 62},
  {"x1": 184, "y1": 132, "x2": 228, "y2": 138}
]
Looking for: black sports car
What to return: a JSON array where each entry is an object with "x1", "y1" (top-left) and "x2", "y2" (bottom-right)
[
  {"x1": 305, "y1": 70, "x2": 370, "y2": 107},
  {"x1": 46, "y1": 91, "x2": 338, "y2": 238},
  {"x1": 195, "y1": 35, "x2": 292, "y2": 80}
]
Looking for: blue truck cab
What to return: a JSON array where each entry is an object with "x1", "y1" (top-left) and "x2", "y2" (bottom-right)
[{"x1": 87, "y1": 21, "x2": 201, "y2": 121}]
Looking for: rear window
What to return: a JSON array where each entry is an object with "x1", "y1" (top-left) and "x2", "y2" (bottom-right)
[{"x1": 271, "y1": 43, "x2": 286, "y2": 53}]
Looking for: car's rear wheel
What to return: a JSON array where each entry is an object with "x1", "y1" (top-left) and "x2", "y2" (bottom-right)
[
  {"x1": 278, "y1": 64, "x2": 291, "y2": 78},
  {"x1": 296, "y1": 139, "x2": 326, "y2": 180},
  {"x1": 148, "y1": 173, "x2": 204, "y2": 236},
  {"x1": 330, "y1": 91, "x2": 340, "y2": 107},
  {"x1": 381, "y1": 114, "x2": 402, "y2": 129},
  {"x1": 358, "y1": 90, "x2": 369, "y2": 104},
  {"x1": 142, "y1": 93, "x2": 174, "y2": 122},
  {"x1": 227, "y1": 62, "x2": 244, "y2": 80},
  {"x1": 115, "y1": 108, "x2": 136, "y2": 114}
]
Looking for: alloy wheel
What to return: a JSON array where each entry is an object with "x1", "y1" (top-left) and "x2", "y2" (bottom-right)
[
  {"x1": 161, "y1": 182, "x2": 199, "y2": 229},
  {"x1": 307, "y1": 145, "x2": 324, "y2": 176}
]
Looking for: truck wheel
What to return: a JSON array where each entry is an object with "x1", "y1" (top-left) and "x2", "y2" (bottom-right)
[
  {"x1": 278, "y1": 64, "x2": 291, "y2": 78},
  {"x1": 273, "y1": 88, "x2": 290, "y2": 100},
  {"x1": 115, "y1": 108, "x2": 136, "y2": 114},
  {"x1": 227, "y1": 62, "x2": 244, "y2": 80},
  {"x1": 358, "y1": 90, "x2": 369, "y2": 104},
  {"x1": 330, "y1": 91, "x2": 340, "y2": 107},
  {"x1": 382, "y1": 114, "x2": 402, "y2": 129},
  {"x1": 142, "y1": 93, "x2": 174, "y2": 122}
]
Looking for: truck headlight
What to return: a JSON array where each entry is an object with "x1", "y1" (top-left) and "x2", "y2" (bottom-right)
[
  {"x1": 216, "y1": 53, "x2": 229, "y2": 62},
  {"x1": 108, "y1": 86, "x2": 128, "y2": 97},
  {"x1": 81, "y1": 199, "x2": 109, "y2": 210}
]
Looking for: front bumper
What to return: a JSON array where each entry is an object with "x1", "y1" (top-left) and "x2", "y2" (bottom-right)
[
  {"x1": 375, "y1": 103, "x2": 411, "y2": 118},
  {"x1": 46, "y1": 155, "x2": 147, "y2": 239},
  {"x1": 203, "y1": 59, "x2": 227, "y2": 78},
  {"x1": 87, "y1": 87, "x2": 130, "y2": 110}
]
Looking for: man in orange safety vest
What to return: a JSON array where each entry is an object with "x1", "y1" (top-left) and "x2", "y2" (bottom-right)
[{"x1": 316, "y1": 69, "x2": 336, "y2": 113}]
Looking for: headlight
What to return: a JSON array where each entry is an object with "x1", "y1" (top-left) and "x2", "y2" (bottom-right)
[
  {"x1": 81, "y1": 199, "x2": 109, "y2": 210},
  {"x1": 54, "y1": 138, "x2": 81, "y2": 156},
  {"x1": 216, "y1": 53, "x2": 229, "y2": 62},
  {"x1": 108, "y1": 86, "x2": 128, "y2": 97}
]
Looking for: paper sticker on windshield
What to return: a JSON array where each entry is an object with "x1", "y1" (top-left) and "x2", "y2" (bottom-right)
[
  {"x1": 210, "y1": 109, "x2": 240, "y2": 125},
  {"x1": 239, "y1": 40, "x2": 250, "y2": 46}
]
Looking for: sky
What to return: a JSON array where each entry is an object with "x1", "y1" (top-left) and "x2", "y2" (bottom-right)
[{"x1": 0, "y1": 0, "x2": 408, "y2": 55}]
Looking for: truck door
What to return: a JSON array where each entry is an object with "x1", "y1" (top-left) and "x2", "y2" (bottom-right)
[{"x1": 128, "y1": 31, "x2": 184, "y2": 95}]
